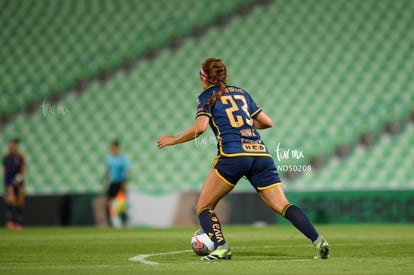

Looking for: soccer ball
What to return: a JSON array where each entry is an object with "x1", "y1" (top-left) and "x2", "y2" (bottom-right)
[{"x1": 191, "y1": 229, "x2": 214, "y2": 256}]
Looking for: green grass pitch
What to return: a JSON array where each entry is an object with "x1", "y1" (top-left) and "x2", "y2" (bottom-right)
[{"x1": 1, "y1": 225, "x2": 413, "y2": 274}]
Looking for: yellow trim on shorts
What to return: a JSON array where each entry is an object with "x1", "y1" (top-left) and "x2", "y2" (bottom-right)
[
  {"x1": 257, "y1": 182, "x2": 282, "y2": 191},
  {"x1": 281, "y1": 203, "x2": 293, "y2": 217},
  {"x1": 220, "y1": 151, "x2": 272, "y2": 157},
  {"x1": 211, "y1": 155, "x2": 220, "y2": 168},
  {"x1": 214, "y1": 169, "x2": 235, "y2": 187}
]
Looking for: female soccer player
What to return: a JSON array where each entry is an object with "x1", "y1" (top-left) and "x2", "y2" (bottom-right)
[
  {"x1": 3, "y1": 138, "x2": 26, "y2": 229},
  {"x1": 158, "y1": 58, "x2": 329, "y2": 260}
]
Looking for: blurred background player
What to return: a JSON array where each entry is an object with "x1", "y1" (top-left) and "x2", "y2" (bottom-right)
[
  {"x1": 101, "y1": 140, "x2": 130, "y2": 227},
  {"x1": 3, "y1": 138, "x2": 26, "y2": 229}
]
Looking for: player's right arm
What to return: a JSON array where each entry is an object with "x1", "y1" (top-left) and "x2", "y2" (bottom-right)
[
  {"x1": 254, "y1": 111, "x2": 273, "y2": 129},
  {"x1": 122, "y1": 157, "x2": 131, "y2": 190},
  {"x1": 157, "y1": 115, "x2": 209, "y2": 148},
  {"x1": 100, "y1": 167, "x2": 109, "y2": 187}
]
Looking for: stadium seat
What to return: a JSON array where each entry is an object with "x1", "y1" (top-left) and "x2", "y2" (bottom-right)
[
  {"x1": 0, "y1": 0, "x2": 250, "y2": 115},
  {"x1": 1, "y1": 0, "x2": 413, "y2": 194}
]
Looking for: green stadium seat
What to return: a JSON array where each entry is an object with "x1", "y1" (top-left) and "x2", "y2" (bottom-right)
[
  {"x1": 1, "y1": 0, "x2": 413, "y2": 195},
  {"x1": 1, "y1": 0, "x2": 250, "y2": 115}
]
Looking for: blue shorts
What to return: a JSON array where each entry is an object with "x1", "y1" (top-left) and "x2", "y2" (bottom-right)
[{"x1": 212, "y1": 155, "x2": 282, "y2": 191}]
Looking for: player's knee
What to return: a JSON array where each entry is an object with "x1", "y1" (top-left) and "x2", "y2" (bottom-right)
[
  {"x1": 16, "y1": 199, "x2": 25, "y2": 207},
  {"x1": 4, "y1": 192, "x2": 15, "y2": 204},
  {"x1": 268, "y1": 201, "x2": 290, "y2": 215},
  {"x1": 105, "y1": 197, "x2": 111, "y2": 206},
  {"x1": 5, "y1": 195, "x2": 15, "y2": 204}
]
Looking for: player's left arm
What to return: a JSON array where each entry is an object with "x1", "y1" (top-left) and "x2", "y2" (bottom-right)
[
  {"x1": 157, "y1": 116, "x2": 209, "y2": 148},
  {"x1": 254, "y1": 111, "x2": 273, "y2": 129},
  {"x1": 245, "y1": 91, "x2": 272, "y2": 130},
  {"x1": 122, "y1": 168, "x2": 131, "y2": 191},
  {"x1": 124, "y1": 157, "x2": 131, "y2": 181}
]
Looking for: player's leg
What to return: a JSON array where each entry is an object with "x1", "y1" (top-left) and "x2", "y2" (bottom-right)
[
  {"x1": 249, "y1": 156, "x2": 329, "y2": 258},
  {"x1": 196, "y1": 169, "x2": 234, "y2": 260},
  {"x1": 14, "y1": 185, "x2": 25, "y2": 229},
  {"x1": 104, "y1": 194, "x2": 111, "y2": 227},
  {"x1": 259, "y1": 186, "x2": 330, "y2": 258},
  {"x1": 107, "y1": 183, "x2": 123, "y2": 227},
  {"x1": 105, "y1": 184, "x2": 116, "y2": 227},
  {"x1": 4, "y1": 185, "x2": 16, "y2": 229},
  {"x1": 259, "y1": 185, "x2": 319, "y2": 240},
  {"x1": 119, "y1": 182, "x2": 128, "y2": 227}
]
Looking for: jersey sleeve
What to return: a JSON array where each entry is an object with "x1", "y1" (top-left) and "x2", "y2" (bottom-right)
[
  {"x1": 195, "y1": 91, "x2": 212, "y2": 118},
  {"x1": 246, "y1": 91, "x2": 262, "y2": 118}
]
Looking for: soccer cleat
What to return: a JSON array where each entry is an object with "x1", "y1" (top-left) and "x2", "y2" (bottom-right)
[
  {"x1": 13, "y1": 222, "x2": 23, "y2": 230},
  {"x1": 201, "y1": 247, "x2": 232, "y2": 261},
  {"x1": 313, "y1": 235, "x2": 330, "y2": 259},
  {"x1": 6, "y1": 221, "x2": 14, "y2": 229}
]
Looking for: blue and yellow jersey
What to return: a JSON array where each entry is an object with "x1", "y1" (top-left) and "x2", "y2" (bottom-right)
[{"x1": 196, "y1": 85, "x2": 271, "y2": 157}]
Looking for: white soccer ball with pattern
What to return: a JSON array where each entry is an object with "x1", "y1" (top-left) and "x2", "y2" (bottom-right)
[{"x1": 191, "y1": 229, "x2": 215, "y2": 256}]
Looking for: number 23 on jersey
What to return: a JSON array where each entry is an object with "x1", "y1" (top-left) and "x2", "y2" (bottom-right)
[{"x1": 221, "y1": 95, "x2": 253, "y2": 128}]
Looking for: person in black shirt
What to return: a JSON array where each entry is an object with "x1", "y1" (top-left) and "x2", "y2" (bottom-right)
[{"x1": 3, "y1": 138, "x2": 26, "y2": 229}]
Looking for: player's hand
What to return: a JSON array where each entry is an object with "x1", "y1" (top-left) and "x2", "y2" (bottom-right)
[{"x1": 157, "y1": 135, "x2": 176, "y2": 148}]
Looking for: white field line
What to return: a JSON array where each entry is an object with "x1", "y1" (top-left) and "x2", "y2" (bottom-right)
[
  {"x1": 128, "y1": 243, "x2": 370, "y2": 265},
  {"x1": 129, "y1": 250, "x2": 193, "y2": 265}
]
